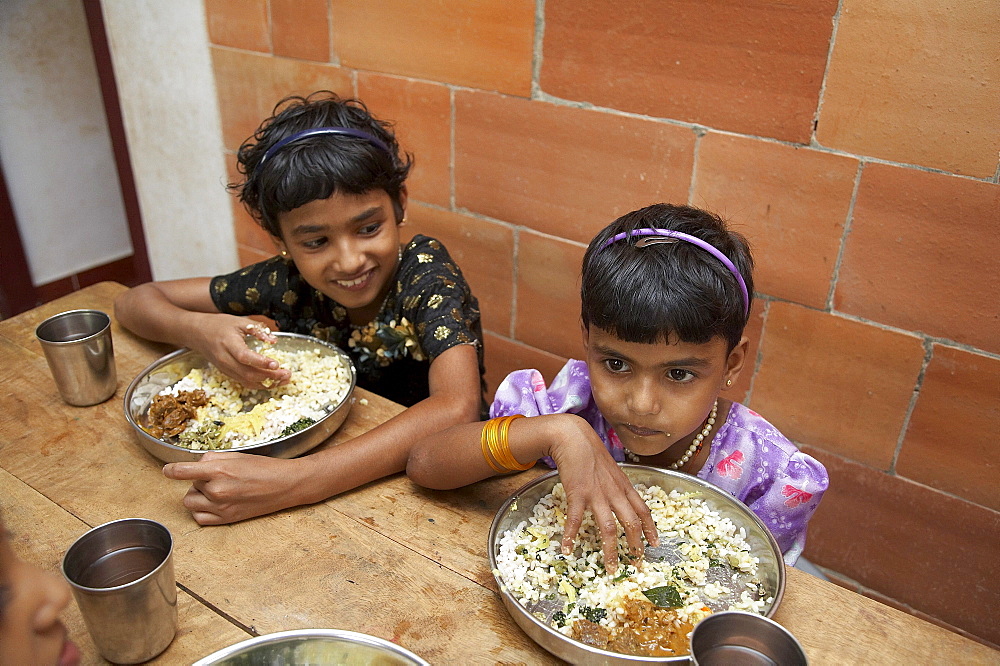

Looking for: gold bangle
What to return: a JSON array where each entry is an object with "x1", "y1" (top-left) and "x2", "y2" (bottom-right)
[
  {"x1": 487, "y1": 417, "x2": 512, "y2": 472},
  {"x1": 491, "y1": 416, "x2": 521, "y2": 470},
  {"x1": 481, "y1": 417, "x2": 506, "y2": 473},
  {"x1": 482, "y1": 414, "x2": 533, "y2": 472}
]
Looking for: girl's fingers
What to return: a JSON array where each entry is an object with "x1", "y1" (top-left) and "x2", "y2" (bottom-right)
[
  {"x1": 591, "y1": 505, "x2": 622, "y2": 574},
  {"x1": 638, "y1": 508, "x2": 659, "y2": 548},
  {"x1": 190, "y1": 510, "x2": 223, "y2": 526},
  {"x1": 561, "y1": 503, "x2": 584, "y2": 556},
  {"x1": 224, "y1": 342, "x2": 291, "y2": 387},
  {"x1": 163, "y1": 461, "x2": 217, "y2": 482},
  {"x1": 625, "y1": 486, "x2": 659, "y2": 548},
  {"x1": 230, "y1": 343, "x2": 279, "y2": 371},
  {"x1": 608, "y1": 487, "x2": 646, "y2": 559},
  {"x1": 242, "y1": 321, "x2": 276, "y2": 343},
  {"x1": 615, "y1": 504, "x2": 645, "y2": 559}
]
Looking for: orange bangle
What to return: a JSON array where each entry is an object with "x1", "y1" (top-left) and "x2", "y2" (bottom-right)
[
  {"x1": 481, "y1": 414, "x2": 533, "y2": 473},
  {"x1": 481, "y1": 417, "x2": 506, "y2": 473}
]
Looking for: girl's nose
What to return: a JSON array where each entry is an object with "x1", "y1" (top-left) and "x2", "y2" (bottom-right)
[
  {"x1": 626, "y1": 377, "x2": 660, "y2": 416},
  {"x1": 333, "y1": 240, "x2": 366, "y2": 275},
  {"x1": 32, "y1": 569, "x2": 72, "y2": 632}
]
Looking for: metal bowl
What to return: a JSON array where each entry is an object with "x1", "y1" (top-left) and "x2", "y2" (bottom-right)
[
  {"x1": 192, "y1": 628, "x2": 429, "y2": 665},
  {"x1": 488, "y1": 465, "x2": 785, "y2": 665},
  {"x1": 690, "y1": 610, "x2": 807, "y2": 665},
  {"x1": 124, "y1": 333, "x2": 356, "y2": 463}
]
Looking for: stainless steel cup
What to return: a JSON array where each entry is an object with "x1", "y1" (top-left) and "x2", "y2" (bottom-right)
[
  {"x1": 61, "y1": 518, "x2": 177, "y2": 664},
  {"x1": 35, "y1": 309, "x2": 117, "y2": 406},
  {"x1": 690, "y1": 610, "x2": 808, "y2": 665}
]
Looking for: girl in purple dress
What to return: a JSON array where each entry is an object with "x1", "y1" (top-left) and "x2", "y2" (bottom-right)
[{"x1": 407, "y1": 203, "x2": 828, "y2": 569}]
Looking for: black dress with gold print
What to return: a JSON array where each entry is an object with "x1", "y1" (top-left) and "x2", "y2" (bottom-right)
[{"x1": 209, "y1": 235, "x2": 486, "y2": 410}]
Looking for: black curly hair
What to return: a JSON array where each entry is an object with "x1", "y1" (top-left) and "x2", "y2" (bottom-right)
[{"x1": 230, "y1": 91, "x2": 413, "y2": 237}]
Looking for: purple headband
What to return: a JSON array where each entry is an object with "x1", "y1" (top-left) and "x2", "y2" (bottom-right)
[
  {"x1": 600, "y1": 228, "x2": 750, "y2": 316},
  {"x1": 259, "y1": 127, "x2": 393, "y2": 166}
]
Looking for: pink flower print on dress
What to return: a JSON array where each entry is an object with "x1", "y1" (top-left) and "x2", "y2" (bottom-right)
[
  {"x1": 530, "y1": 371, "x2": 546, "y2": 393},
  {"x1": 716, "y1": 450, "x2": 745, "y2": 480},
  {"x1": 781, "y1": 484, "x2": 813, "y2": 508}
]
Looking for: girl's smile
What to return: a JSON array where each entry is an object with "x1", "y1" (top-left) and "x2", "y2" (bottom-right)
[
  {"x1": 335, "y1": 269, "x2": 375, "y2": 290},
  {"x1": 276, "y1": 189, "x2": 406, "y2": 324},
  {"x1": 583, "y1": 325, "x2": 746, "y2": 464}
]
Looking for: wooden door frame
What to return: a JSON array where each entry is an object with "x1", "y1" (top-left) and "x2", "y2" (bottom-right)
[{"x1": 0, "y1": 164, "x2": 36, "y2": 318}]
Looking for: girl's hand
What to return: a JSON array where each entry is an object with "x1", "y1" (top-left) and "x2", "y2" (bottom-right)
[
  {"x1": 544, "y1": 414, "x2": 659, "y2": 574},
  {"x1": 187, "y1": 314, "x2": 291, "y2": 389},
  {"x1": 162, "y1": 452, "x2": 305, "y2": 524}
]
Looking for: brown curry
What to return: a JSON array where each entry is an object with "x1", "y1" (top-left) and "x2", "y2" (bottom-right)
[
  {"x1": 145, "y1": 390, "x2": 208, "y2": 438},
  {"x1": 570, "y1": 597, "x2": 698, "y2": 657}
]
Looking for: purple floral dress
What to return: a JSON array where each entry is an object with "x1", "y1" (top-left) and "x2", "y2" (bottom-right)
[{"x1": 490, "y1": 360, "x2": 829, "y2": 565}]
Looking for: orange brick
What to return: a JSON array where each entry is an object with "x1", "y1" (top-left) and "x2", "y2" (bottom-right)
[
  {"x1": 331, "y1": 0, "x2": 534, "y2": 96},
  {"x1": 357, "y1": 74, "x2": 451, "y2": 208},
  {"x1": 897, "y1": 345, "x2": 1000, "y2": 511},
  {"x1": 204, "y1": 0, "x2": 270, "y2": 52},
  {"x1": 541, "y1": 0, "x2": 837, "y2": 143},
  {"x1": 693, "y1": 134, "x2": 857, "y2": 309},
  {"x1": 212, "y1": 48, "x2": 353, "y2": 150},
  {"x1": 224, "y1": 153, "x2": 274, "y2": 255},
  {"x1": 271, "y1": 0, "x2": 330, "y2": 62},
  {"x1": 836, "y1": 164, "x2": 1000, "y2": 355},
  {"x1": 455, "y1": 91, "x2": 695, "y2": 244},
  {"x1": 237, "y1": 245, "x2": 272, "y2": 268},
  {"x1": 483, "y1": 333, "x2": 569, "y2": 400},
  {"x1": 805, "y1": 449, "x2": 1000, "y2": 647},
  {"x1": 751, "y1": 302, "x2": 924, "y2": 467},
  {"x1": 515, "y1": 231, "x2": 586, "y2": 359},
  {"x1": 233, "y1": 211, "x2": 275, "y2": 258},
  {"x1": 817, "y1": 0, "x2": 1000, "y2": 178},
  {"x1": 403, "y1": 204, "x2": 513, "y2": 336}
]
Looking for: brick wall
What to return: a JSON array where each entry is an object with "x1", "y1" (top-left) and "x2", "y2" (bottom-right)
[{"x1": 203, "y1": 0, "x2": 1000, "y2": 647}]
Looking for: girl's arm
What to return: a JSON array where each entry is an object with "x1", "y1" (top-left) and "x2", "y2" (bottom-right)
[
  {"x1": 114, "y1": 279, "x2": 290, "y2": 387},
  {"x1": 406, "y1": 413, "x2": 659, "y2": 573},
  {"x1": 160, "y1": 343, "x2": 482, "y2": 524}
]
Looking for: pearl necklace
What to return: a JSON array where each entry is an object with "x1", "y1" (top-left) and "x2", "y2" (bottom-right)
[{"x1": 624, "y1": 399, "x2": 719, "y2": 470}]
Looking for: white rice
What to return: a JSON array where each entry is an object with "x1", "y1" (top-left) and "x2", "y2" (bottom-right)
[
  {"x1": 494, "y1": 482, "x2": 771, "y2": 646},
  {"x1": 155, "y1": 346, "x2": 352, "y2": 450}
]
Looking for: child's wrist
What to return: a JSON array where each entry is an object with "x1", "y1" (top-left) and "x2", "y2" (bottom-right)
[{"x1": 536, "y1": 413, "x2": 590, "y2": 459}]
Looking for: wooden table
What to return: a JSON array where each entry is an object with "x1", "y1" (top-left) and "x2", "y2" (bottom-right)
[{"x1": 1, "y1": 282, "x2": 995, "y2": 665}]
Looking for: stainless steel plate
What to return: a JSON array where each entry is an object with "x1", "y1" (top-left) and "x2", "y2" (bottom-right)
[
  {"x1": 123, "y1": 332, "x2": 356, "y2": 463},
  {"x1": 489, "y1": 465, "x2": 785, "y2": 665},
  {"x1": 193, "y1": 628, "x2": 429, "y2": 665}
]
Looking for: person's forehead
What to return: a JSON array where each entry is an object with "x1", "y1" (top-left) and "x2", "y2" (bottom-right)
[
  {"x1": 588, "y1": 326, "x2": 728, "y2": 363},
  {"x1": 278, "y1": 190, "x2": 392, "y2": 235}
]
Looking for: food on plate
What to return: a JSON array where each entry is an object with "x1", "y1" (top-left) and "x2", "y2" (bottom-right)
[
  {"x1": 493, "y1": 482, "x2": 771, "y2": 658},
  {"x1": 146, "y1": 390, "x2": 208, "y2": 438},
  {"x1": 143, "y1": 345, "x2": 351, "y2": 450}
]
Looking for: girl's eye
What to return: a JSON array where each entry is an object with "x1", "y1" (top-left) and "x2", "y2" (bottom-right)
[
  {"x1": 667, "y1": 368, "x2": 695, "y2": 382},
  {"x1": 301, "y1": 237, "x2": 327, "y2": 250},
  {"x1": 358, "y1": 222, "x2": 382, "y2": 236},
  {"x1": 603, "y1": 358, "x2": 630, "y2": 373}
]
